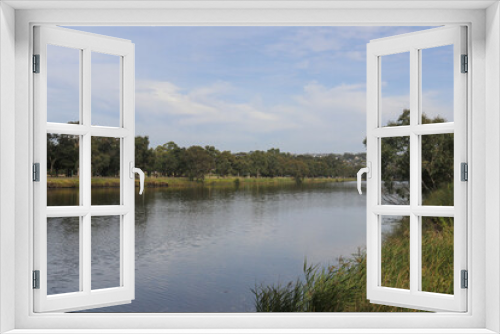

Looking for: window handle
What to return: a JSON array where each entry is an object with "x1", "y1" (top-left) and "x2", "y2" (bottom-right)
[
  {"x1": 357, "y1": 162, "x2": 371, "y2": 195},
  {"x1": 129, "y1": 162, "x2": 145, "y2": 195}
]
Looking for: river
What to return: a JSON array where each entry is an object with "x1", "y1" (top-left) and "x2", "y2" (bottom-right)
[{"x1": 47, "y1": 181, "x2": 367, "y2": 312}]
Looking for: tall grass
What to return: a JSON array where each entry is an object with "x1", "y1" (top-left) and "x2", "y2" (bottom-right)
[
  {"x1": 253, "y1": 183, "x2": 454, "y2": 312},
  {"x1": 252, "y1": 251, "x2": 419, "y2": 312}
]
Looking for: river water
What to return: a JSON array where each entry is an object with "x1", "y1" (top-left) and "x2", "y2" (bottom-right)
[{"x1": 47, "y1": 181, "x2": 367, "y2": 312}]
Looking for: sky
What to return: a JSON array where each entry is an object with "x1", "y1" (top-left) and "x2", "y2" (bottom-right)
[{"x1": 48, "y1": 26, "x2": 454, "y2": 154}]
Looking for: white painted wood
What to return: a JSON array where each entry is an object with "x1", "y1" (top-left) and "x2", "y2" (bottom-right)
[
  {"x1": 2, "y1": 0, "x2": 497, "y2": 10},
  {"x1": 366, "y1": 26, "x2": 467, "y2": 312},
  {"x1": 46, "y1": 123, "x2": 130, "y2": 138},
  {"x1": 409, "y1": 45, "x2": 419, "y2": 296},
  {"x1": 10, "y1": 6, "x2": 488, "y2": 333},
  {"x1": 33, "y1": 25, "x2": 135, "y2": 313},
  {"x1": 372, "y1": 123, "x2": 454, "y2": 138},
  {"x1": 0, "y1": 2, "x2": 17, "y2": 333},
  {"x1": 485, "y1": 3, "x2": 500, "y2": 332},
  {"x1": 372, "y1": 205, "x2": 455, "y2": 217}
]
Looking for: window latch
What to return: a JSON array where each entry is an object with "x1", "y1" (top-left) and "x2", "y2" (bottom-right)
[
  {"x1": 129, "y1": 162, "x2": 145, "y2": 195},
  {"x1": 357, "y1": 162, "x2": 371, "y2": 195}
]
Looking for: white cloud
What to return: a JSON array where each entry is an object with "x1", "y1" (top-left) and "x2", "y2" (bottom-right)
[
  {"x1": 135, "y1": 79, "x2": 370, "y2": 152},
  {"x1": 136, "y1": 79, "x2": 451, "y2": 153}
]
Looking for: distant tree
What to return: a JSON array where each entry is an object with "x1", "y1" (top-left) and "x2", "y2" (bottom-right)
[
  {"x1": 215, "y1": 151, "x2": 234, "y2": 177},
  {"x1": 285, "y1": 159, "x2": 309, "y2": 182},
  {"x1": 232, "y1": 155, "x2": 250, "y2": 177},
  {"x1": 249, "y1": 151, "x2": 268, "y2": 177},
  {"x1": 46, "y1": 133, "x2": 79, "y2": 177},
  {"x1": 135, "y1": 136, "x2": 154, "y2": 176},
  {"x1": 266, "y1": 148, "x2": 283, "y2": 177},
  {"x1": 47, "y1": 133, "x2": 60, "y2": 176},
  {"x1": 91, "y1": 137, "x2": 119, "y2": 177},
  {"x1": 155, "y1": 141, "x2": 182, "y2": 176},
  {"x1": 47, "y1": 123, "x2": 372, "y2": 181},
  {"x1": 184, "y1": 146, "x2": 214, "y2": 181}
]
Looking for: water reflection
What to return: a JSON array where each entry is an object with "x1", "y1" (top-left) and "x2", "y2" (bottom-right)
[{"x1": 48, "y1": 181, "x2": 367, "y2": 312}]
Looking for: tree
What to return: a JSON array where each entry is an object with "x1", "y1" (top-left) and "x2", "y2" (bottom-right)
[
  {"x1": 371, "y1": 109, "x2": 454, "y2": 204},
  {"x1": 215, "y1": 151, "x2": 234, "y2": 177},
  {"x1": 91, "y1": 137, "x2": 119, "y2": 177},
  {"x1": 232, "y1": 154, "x2": 250, "y2": 177},
  {"x1": 47, "y1": 133, "x2": 79, "y2": 177},
  {"x1": 47, "y1": 133, "x2": 60, "y2": 176},
  {"x1": 155, "y1": 141, "x2": 181, "y2": 176},
  {"x1": 249, "y1": 151, "x2": 268, "y2": 177},
  {"x1": 135, "y1": 136, "x2": 154, "y2": 176},
  {"x1": 285, "y1": 159, "x2": 309, "y2": 183},
  {"x1": 183, "y1": 146, "x2": 214, "y2": 181}
]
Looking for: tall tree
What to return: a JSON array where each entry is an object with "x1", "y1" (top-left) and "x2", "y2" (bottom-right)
[{"x1": 184, "y1": 146, "x2": 214, "y2": 181}]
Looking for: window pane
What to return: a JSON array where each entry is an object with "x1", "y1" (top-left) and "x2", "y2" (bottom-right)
[
  {"x1": 381, "y1": 215, "x2": 410, "y2": 290},
  {"x1": 421, "y1": 133, "x2": 454, "y2": 206},
  {"x1": 421, "y1": 217, "x2": 454, "y2": 294},
  {"x1": 47, "y1": 133, "x2": 80, "y2": 206},
  {"x1": 381, "y1": 136, "x2": 410, "y2": 205},
  {"x1": 380, "y1": 52, "x2": 410, "y2": 127},
  {"x1": 91, "y1": 216, "x2": 121, "y2": 290},
  {"x1": 47, "y1": 44, "x2": 80, "y2": 124},
  {"x1": 91, "y1": 136, "x2": 121, "y2": 205},
  {"x1": 92, "y1": 52, "x2": 121, "y2": 127},
  {"x1": 47, "y1": 217, "x2": 80, "y2": 295},
  {"x1": 421, "y1": 45, "x2": 454, "y2": 124}
]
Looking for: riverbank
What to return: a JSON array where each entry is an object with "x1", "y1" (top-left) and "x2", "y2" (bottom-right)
[
  {"x1": 47, "y1": 176, "x2": 356, "y2": 189},
  {"x1": 253, "y1": 184, "x2": 454, "y2": 312},
  {"x1": 253, "y1": 218, "x2": 453, "y2": 312}
]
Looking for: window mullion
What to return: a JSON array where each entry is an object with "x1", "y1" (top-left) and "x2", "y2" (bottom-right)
[
  {"x1": 82, "y1": 48, "x2": 92, "y2": 294},
  {"x1": 409, "y1": 47, "x2": 420, "y2": 294}
]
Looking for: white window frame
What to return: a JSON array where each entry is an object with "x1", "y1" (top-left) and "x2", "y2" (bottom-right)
[
  {"x1": 33, "y1": 25, "x2": 136, "y2": 313},
  {"x1": 365, "y1": 26, "x2": 467, "y2": 312},
  {"x1": 1, "y1": 1, "x2": 499, "y2": 333}
]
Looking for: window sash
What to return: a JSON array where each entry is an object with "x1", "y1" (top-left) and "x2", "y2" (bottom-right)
[
  {"x1": 366, "y1": 26, "x2": 468, "y2": 312},
  {"x1": 32, "y1": 25, "x2": 136, "y2": 313}
]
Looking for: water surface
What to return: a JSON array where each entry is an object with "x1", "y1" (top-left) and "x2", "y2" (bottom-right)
[{"x1": 48, "y1": 181, "x2": 367, "y2": 312}]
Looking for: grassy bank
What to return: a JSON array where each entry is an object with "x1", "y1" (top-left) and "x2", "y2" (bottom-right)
[
  {"x1": 253, "y1": 185, "x2": 454, "y2": 312},
  {"x1": 47, "y1": 176, "x2": 356, "y2": 189},
  {"x1": 253, "y1": 221, "x2": 453, "y2": 312}
]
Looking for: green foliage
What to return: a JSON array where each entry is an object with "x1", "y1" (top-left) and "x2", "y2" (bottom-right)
[
  {"x1": 381, "y1": 217, "x2": 411, "y2": 290},
  {"x1": 371, "y1": 110, "x2": 454, "y2": 203},
  {"x1": 47, "y1": 133, "x2": 79, "y2": 177},
  {"x1": 154, "y1": 141, "x2": 183, "y2": 177},
  {"x1": 184, "y1": 146, "x2": 215, "y2": 181},
  {"x1": 135, "y1": 136, "x2": 155, "y2": 176},
  {"x1": 92, "y1": 137, "x2": 120, "y2": 177},
  {"x1": 253, "y1": 249, "x2": 421, "y2": 312},
  {"x1": 48, "y1": 124, "x2": 367, "y2": 180}
]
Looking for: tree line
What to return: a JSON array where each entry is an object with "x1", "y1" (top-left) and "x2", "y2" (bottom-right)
[
  {"x1": 47, "y1": 133, "x2": 366, "y2": 181},
  {"x1": 47, "y1": 110, "x2": 452, "y2": 189}
]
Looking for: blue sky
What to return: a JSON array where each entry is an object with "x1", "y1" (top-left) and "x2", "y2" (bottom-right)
[{"x1": 50, "y1": 26, "x2": 454, "y2": 153}]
